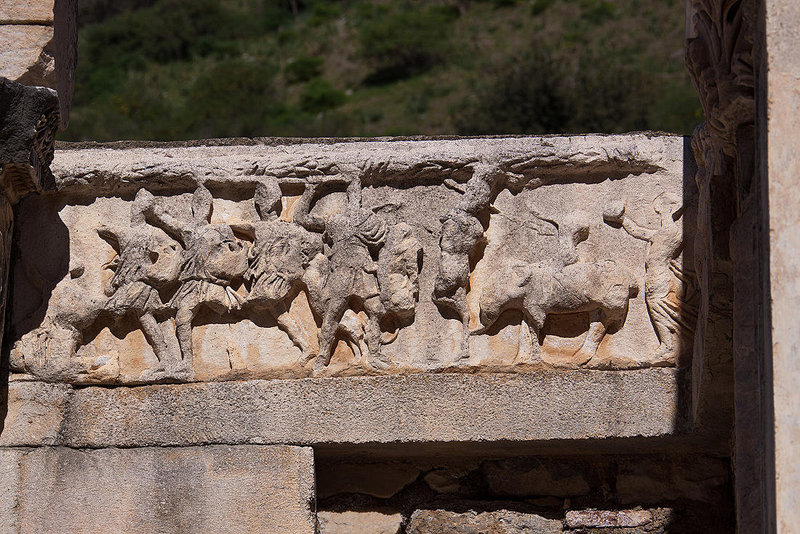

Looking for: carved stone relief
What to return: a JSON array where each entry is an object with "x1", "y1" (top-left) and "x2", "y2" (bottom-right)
[{"x1": 9, "y1": 136, "x2": 697, "y2": 384}]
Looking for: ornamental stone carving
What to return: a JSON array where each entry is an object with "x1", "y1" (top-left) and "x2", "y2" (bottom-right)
[{"x1": 9, "y1": 135, "x2": 698, "y2": 384}]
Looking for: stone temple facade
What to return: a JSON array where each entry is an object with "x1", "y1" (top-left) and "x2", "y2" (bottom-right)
[{"x1": 0, "y1": 0, "x2": 796, "y2": 532}]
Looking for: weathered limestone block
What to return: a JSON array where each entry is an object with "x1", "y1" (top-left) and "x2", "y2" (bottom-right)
[
  {"x1": 0, "y1": 25, "x2": 54, "y2": 86},
  {"x1": 407, "y1": 507, "x2": 563, "y2": 533},
  {"x1": 0, "y1": 449, "x2": 24, "y2": 533},
  {"x1": 7, "y1": 445, "x2": 315, "y2": 533},
  {"x1": 564, "y1": 508, "x2": 653, "y2": 529},
  {"x1": 10, "y1": 135, "x2": 697, "y2": 388},
  {"x1": 0, "y1": 380, "x2": 69, "y2": 447},
  {"x1": 0, "y1": 0, "x2": 77, "y2": 125},
  {"x1": 0, "y1": 0, "x2": 55, "y2": 23},
  {"x1": 318, "y1": 510, "x2": 403, "y2": 534},
  {"x1": 52, "y1": 370, "x2": 680, "y2": 448}
]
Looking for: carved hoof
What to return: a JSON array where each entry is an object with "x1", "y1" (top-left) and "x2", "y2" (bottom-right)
[
  {"x1": 169, "y1": 361, "x2": 193, "y2": 381},
  {"x1": 298, "y1": 350, "x2": 319, "y2": 367},
  {"x1": 571, "y1": 348, "x2": 594, "y2": 366},
  {"x1": 138, "y1": 366, "x2": 168, "y2": 382},
  {"x1": 650, "y1": 344, "x2": 677, "y2": 367},
  {"x1": 366, "y1": 355, "x2": 394, "y2": 371}
]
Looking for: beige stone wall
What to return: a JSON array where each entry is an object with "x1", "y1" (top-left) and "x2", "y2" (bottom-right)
[{"x1": 765, "y1": 0, "x2": 800, "y2": 530}]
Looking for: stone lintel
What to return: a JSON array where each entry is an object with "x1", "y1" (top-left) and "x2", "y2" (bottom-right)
[{"x1": 2, "y1": 370, "x2": 684, "y2": 449}]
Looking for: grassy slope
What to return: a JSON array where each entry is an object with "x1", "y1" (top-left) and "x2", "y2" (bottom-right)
[{"x1": 62, "y1": 0, "x2": 701, "y2": 141}]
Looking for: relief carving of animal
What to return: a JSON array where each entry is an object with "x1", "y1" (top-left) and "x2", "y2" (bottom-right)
[{"x1": 474, "y1": 213, "x2": 638, "y2": 365}]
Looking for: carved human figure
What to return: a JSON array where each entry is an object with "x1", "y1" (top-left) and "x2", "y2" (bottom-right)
[
  {"x1": 604, "y1": 193, "x2": 695, "y2": 365},
  {"x1": 145, "y1": 185, "x2": 248, "y2": 373},
  {"x1": 378, "y1": 222, "x2": 423, "y2": 323},
  {"x1": 295, "y1": 175, "x2": 388, "y2": 369},
  {"x1": 97, "y1": 189, "x2": 182, "y2": 377},
  {"x1": 236, "y1": 180, "x2": 323, "y2": 362},
  {"x1": 433, "y1": 208, "x2": 485, "y2": 352},
  {"x1": 434, "y1": 164, "x2": 505, "y2": 358},
  {"x1": 476, "y1": 211, "x2": 638, "y2": 365}
]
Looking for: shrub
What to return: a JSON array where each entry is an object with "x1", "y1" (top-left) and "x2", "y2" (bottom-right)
[
  {"x1": 285, "y1": 56, "x2": 324, "y2": 84},
  {"x1": 359, "y1": 5, "x2": 460, "y2": 85},
  {"x1": 300, "y1": 78, "x2": 346, "y2": 113}
]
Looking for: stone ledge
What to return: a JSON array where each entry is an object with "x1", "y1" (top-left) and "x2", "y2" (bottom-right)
[
  {"x1": 50, "y1": 133, "x2": 685, "y2": 196},
  {"x1": 1, "y1": 369, "x2": 685, "y2": 448}
]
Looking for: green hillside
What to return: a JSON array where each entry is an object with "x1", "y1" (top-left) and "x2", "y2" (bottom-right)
[{"x1": 61, "y1": 0, "x2": 701, "y2": 141}]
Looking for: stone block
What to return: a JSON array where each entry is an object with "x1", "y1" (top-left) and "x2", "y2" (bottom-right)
[
  {"x1": 615, "y1": 456, "x2": 729, "y2": 504},
  {"x1": 0, "y1": 381, "x2": 69, "y2": 447},
  {"x1": 55, "y1": 371, "x2": 682, "y2": 448},
  {"x1": 565, "y1": 508, "x2": 653, "y2": 528},
  {"x1": 0, "y1": 0, "x2": 54, "y2": 23},
  {"x1": 407, "y1": 508, "x2": 562, "y2": 533},
  {"x1": 0, "y1": 449, "x2": 24, "y2": 532},
  {"x1": 0, "y1": 25, "x2": 55, "y2": 85},
  {"x1": 15, "y1": 445, "x2": 315, "y2": 533},
  {"x1": 318, "y1": 511, "x2": 403, "y2": 534},
  {"x1": 482, "y1": 458, "x2": 591, "y2": 497}
]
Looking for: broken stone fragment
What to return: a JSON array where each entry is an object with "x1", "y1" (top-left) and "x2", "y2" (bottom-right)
[
  {"x1": 0, "y1": 77, "x2": 59, "y2": 195},
  {"x1": 317, "y1": 510, "x2": 403, "y2": 534},
  {"x1": 564, "y1": 508, "x2": 653, "y2": 529},
  {"x1": 407, "y1": 507, "x2": 562, "y2": 533}
]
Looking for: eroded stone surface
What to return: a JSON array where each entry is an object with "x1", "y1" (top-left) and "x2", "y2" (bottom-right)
[
  {"x1": 0, "y1": 0, "x2": 55, "y2": 22},
  {"x1": 565, "y1": 508, "x2": 653, "y2": 528},
  {"x1": 0, "y1": 449, "x2": 23, "y2": 533},
  {"x1": 318, "y1": 510, "x2": 403, "y2": 534},
  {"x1": 0, "y1": 381, "x2": 69, "y2": 447},
  {"x1": 407, "y1": 508, "x2": 562, "y2": 533},
  {"x1": 0, "y1": 25, "x2": 55, "y2": 86},
  {"x1": 10, "y1": 135, "x2": 697, "y2": 386},
  {"x1": 14, "y1": 445, "x2": 315, "y2": 534},
  {"x1": 55, "y1": 370, "x2": 681, "y2": 448}
]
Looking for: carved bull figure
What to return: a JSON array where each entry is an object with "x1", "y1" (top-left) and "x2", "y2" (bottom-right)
[
  {"x1": 474, "y1": 211, "x2": 638, "y2": 365},
  {"x1": 475, "y1": 259, "x2": 638, "y2": 364}
]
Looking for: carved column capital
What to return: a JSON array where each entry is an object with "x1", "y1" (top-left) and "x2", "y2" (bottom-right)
[{"x1": 0, "y1": 77, "x2": 60, "y2": 204}]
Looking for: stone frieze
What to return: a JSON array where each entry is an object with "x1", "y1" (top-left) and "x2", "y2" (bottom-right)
[{"x1": 9, "y1": 135, "x2": 697, "y2": 384}]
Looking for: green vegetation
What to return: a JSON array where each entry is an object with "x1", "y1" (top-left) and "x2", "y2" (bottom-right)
[{"x1": 63, "y1": 0, "x2": 701, "y2": 141}]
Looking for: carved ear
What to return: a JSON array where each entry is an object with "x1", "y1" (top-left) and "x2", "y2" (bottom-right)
[{"x1": 192, "y1": 185, "x2": 213, "y2": 223}]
